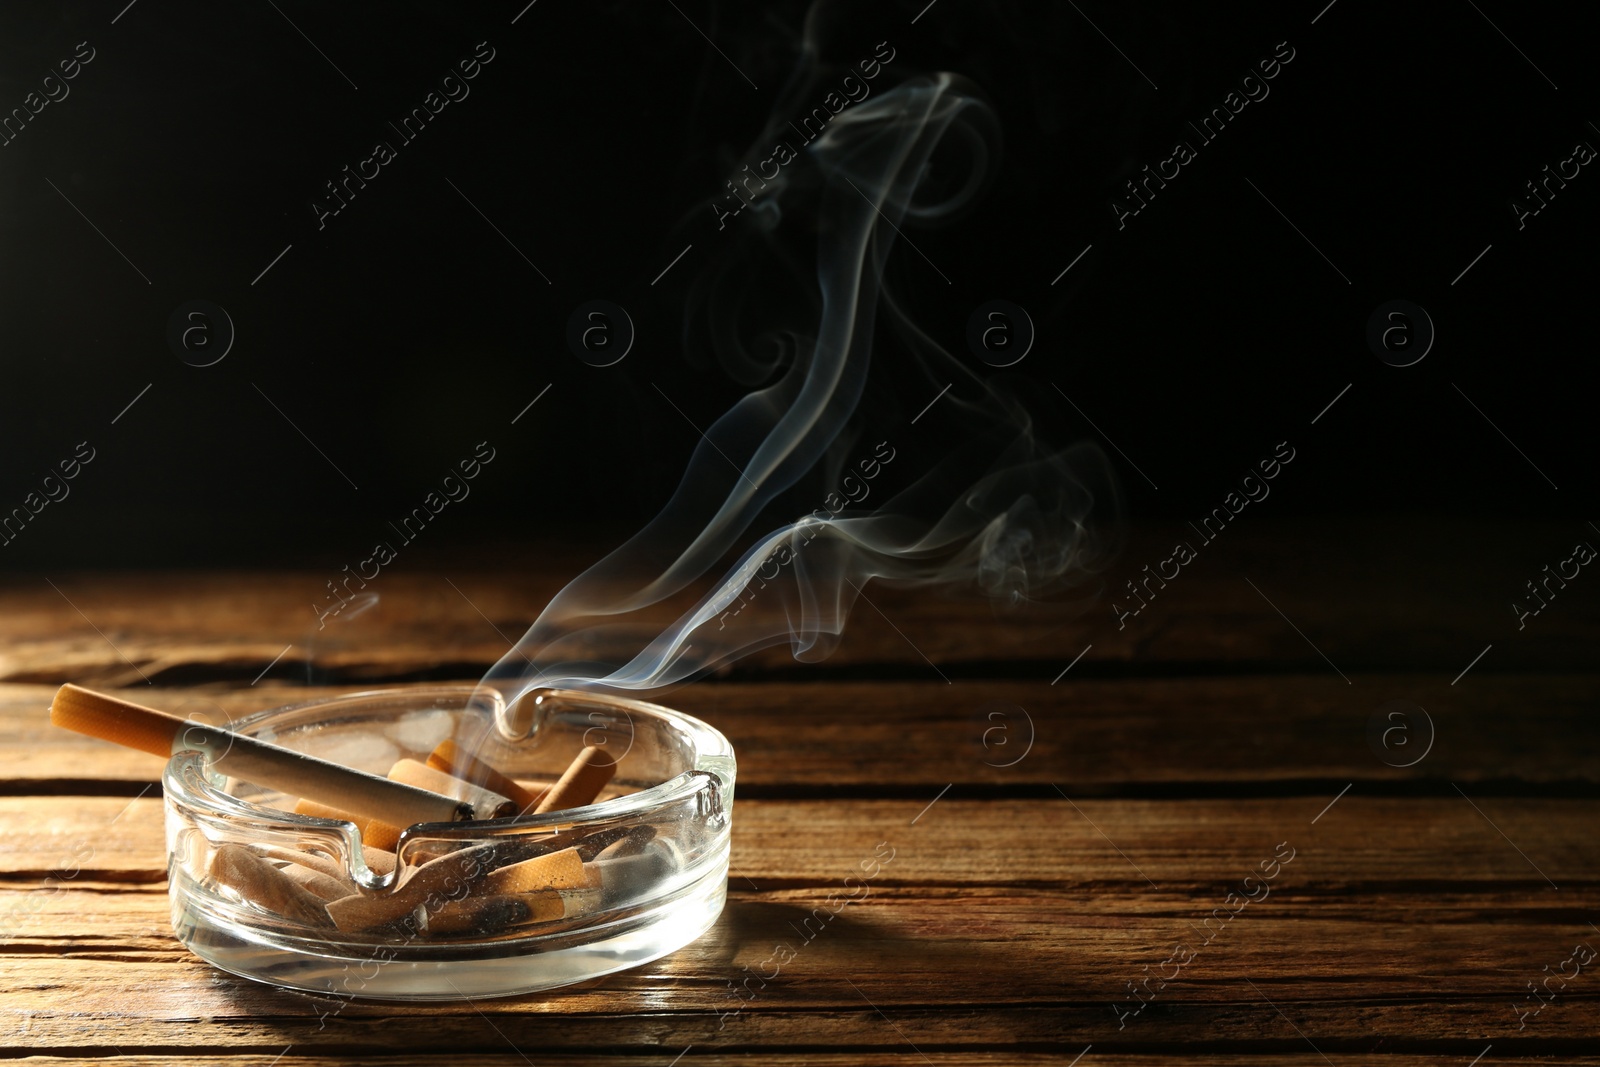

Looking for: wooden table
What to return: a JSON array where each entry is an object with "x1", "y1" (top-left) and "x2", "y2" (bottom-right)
[{"x1": 3, "y1": 517, "x2": 1597, "y2": 1064}]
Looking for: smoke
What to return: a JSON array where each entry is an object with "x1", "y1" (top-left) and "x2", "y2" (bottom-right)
[{"x1": 478, "y1": 51, "x2": 1118, "y2": 706}]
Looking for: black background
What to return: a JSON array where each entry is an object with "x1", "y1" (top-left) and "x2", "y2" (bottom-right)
[{"x1": 1, "y1": 0, "x2": 1591, "y2": 570}]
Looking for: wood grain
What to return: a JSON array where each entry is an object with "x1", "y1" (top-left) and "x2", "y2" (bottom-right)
[
  {"x1": 5, "y1": 674, "x2": 1599, "y2": 793},
  {"x1": 2, "y1": 795, "x2": 1595, "y2": 886},
  {"x1": 9, "y1": 1058, "x2": 1594, "y2": 1067},
  {"x1": 17, "y1": 1061, "x2": 1587, "y2": 1067},
  {"x1": 4, "y1": 882, "x2": 1598, "y2": 1048},
  {"x1": 3, "y1": 519, "x2": 1597, "y2": 687},
  {"x1": 3, "y1": 519, "x2": 1597, "y2": 1060}
]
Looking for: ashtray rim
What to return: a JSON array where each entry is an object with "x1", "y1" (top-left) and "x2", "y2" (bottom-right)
[{"x1": 164, "y1": 683, "x2": 735, "y2": 842}]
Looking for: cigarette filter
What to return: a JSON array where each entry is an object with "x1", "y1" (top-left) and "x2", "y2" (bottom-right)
[
  {"x1": 50, "y1": 685, "x2": 500, "y2": 827},
  {"x1": 292, "y1": 797, "x2": 404, "y2": 853},
  {"x1": 387, "y1": 758, "x2": 520, "y2": 821},
  {"x1": 483, "y1": 846, "x2": 598, "y2": 895},
  {"x1": 427, "y1": 739, "x2": 547, "y2": 812},
  {"x1": 533, "y1": 746, "x2": 617, "y2": 814}
]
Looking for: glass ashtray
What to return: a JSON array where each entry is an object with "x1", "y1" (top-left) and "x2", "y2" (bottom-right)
[{"x1": 163, "y1": 685, "x2": 735, "y2": 1000}]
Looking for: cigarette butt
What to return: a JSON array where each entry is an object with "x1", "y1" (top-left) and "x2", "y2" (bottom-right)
[
  {"x1": 277, "y1": 862, "x2": 351, "y2": 901},
  {"x1": 427, "y1": 739, "x2": 545, "y2": 812},
  {"x1": 325, "y1": 892, "x2": 410, "y2": 934},
  {"x1": 208, "y1": 843, "x2": 331, "y2": 926},
  {"x1": 324, "y1": 835, "x2": 629, "y2": 935},
  {"x1": 595, "y1": 824, "x2": 657, "y2": 860},
  {"x1": 513, "y1": 779, "x2": 553, "y2": 806},
  {"x1": 422, "y1": 888, "x2": 598, "y2": 936},
  {"x1": 482, "y1": 846, "x2": 598, "y2": 895},
  {"x1": 417, "y1": 894, "x2": 545, "y2": 936},
  {"x1": 319, "y1": 824, "x2": 647, "y2": 933},
  {"x1": 49, "y1": 684, "x2": 483, "y2": 826},
  {"x1": 361, "y1": 819, "x2": 402, "y2": 852},
  {"x1": 263, "y1": 843, "x2": 396, "y2": 881},
  {"x1": 592, "y1": 837, "x2": 675, "y2": 907},
  {"x1": 416, "y1": 822, "x2": 641, "y2": 872},
  {"x1": 387, "y1": 758, "x2": 518, "y2": 820},
  {"x1": 293, "y1": 797, "x2": 403, "y2": 855},
  {"x1": 358, "y1": 845, "x2": 398, "y2": 877},
  {"x1": 544, "y1": 886, "x2": 602, "y2": 922},
  {"x1": 325, "y1": 846, "x2": 488, "y2": 933},
  {"x1": 533, "y1": 746, "x2": 617, "y2": 815},
  {"x1": 292, "y1": 797, "x2": 359, "y2": 823},
  {"x1": 562, "y1": 823, "x2": 644, "y2": 861}
]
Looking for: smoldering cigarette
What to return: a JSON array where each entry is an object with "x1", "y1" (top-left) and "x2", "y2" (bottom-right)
[
  {"x1": 427, "y1": 739, "x2": 547, "y2": 812},
  {"x1": 387, "y1": 758, "x2": 520, "y2": 822},
  {"x1": 49, "y1": 685, "x2": 511, "y2": 827},
  {"x1": 288, "y1": 759, "x2": 521, "y2": 855}
]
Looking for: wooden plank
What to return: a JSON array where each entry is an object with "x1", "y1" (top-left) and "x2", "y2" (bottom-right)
[
  {"x1": 3, "y1": 796, "x2": 1593, "y2": 888},
  {"x1": 6, "y1": 674, "x2": 1599, "y2": 792},
  {"x1": 0, "y1": 1055, "x2": 1593, "y2": 1067},
  {"x1": 2, "y1": 889, "x2": 1597, "y2": 1047},
  {"x1": 8, "y1": 879, "x2": 1597, "y2": 937},
  {"x1": 1, "y1": 520, "x2": 1592, "y2": 1061},
  {"x1": 2, "y1": 520, "x2": 1596, "y2": 684},
  {"x1": 3, "y1": 794, "x2": 1593, "y2": 1050},
  {"x1": 0, "y1": 683, "x2": 359, "y2": 790}
]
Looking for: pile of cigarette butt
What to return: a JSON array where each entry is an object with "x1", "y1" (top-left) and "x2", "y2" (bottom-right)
[
  {"x1": 216, "y1": 740, "x2": 651, "y2": 939},
  {"x1": 50, "y1": 684, "x2": 671, "y2": 940}
]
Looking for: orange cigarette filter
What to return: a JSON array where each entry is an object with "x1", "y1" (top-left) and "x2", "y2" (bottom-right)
[
  {"x1": 51, "y1": 683, "x2": 190, "y2": 758},
  {"x1": 482, "y1": 846, "x2": 597, "y2": 895},
  {"x1": 533, "y1": 746, "x2": 617, "y2": 815},
  {"x1": 292, "y1": 798, "x2": 403, "y2": 854},
  {"x1": 49, "y1": 685, "x2": 498, "y2": 827},
  {"x1": 374, "y1": 758, "x2": 517, "y2": 822},
  {"x1": 288, "y1": 755, "x2": 535, "y2": 857},
  {"x1": 427, "y1": 739, "x2": 546, "y2": 812}
]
